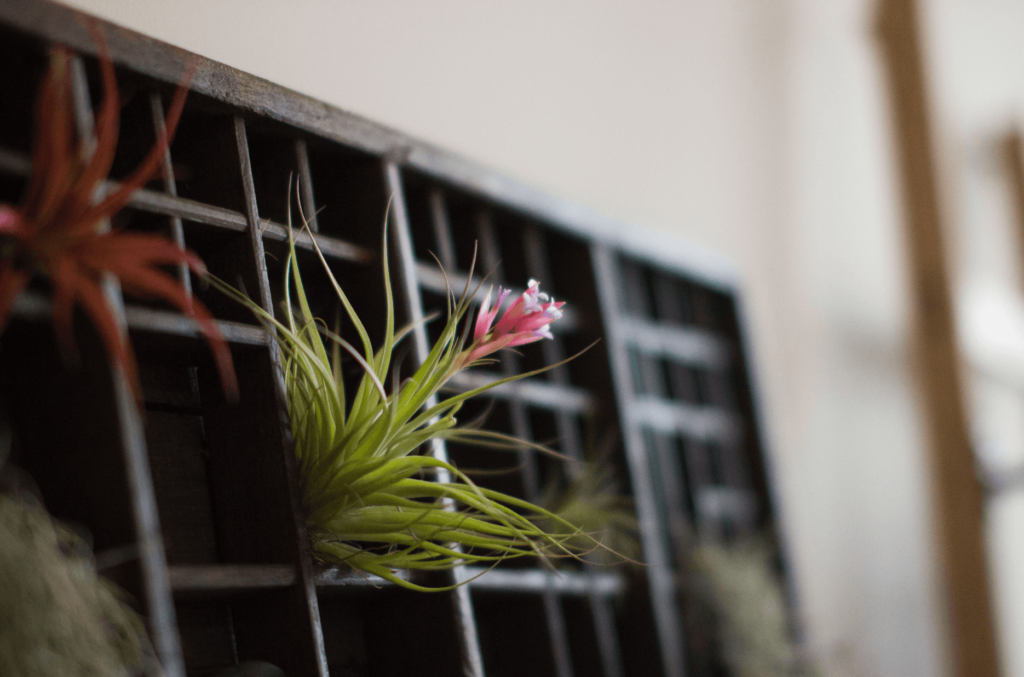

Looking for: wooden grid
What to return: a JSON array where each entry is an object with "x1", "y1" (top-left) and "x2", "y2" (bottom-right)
[
  {"x1": 0, "y1": 2, "x2": 792, "y2": 676},
  {"x1": 592, "y1": 250, "x2": 782, "y2": 677},
  {"x1": 390, "y1": 170, "x2": 627, "y2": 677}
]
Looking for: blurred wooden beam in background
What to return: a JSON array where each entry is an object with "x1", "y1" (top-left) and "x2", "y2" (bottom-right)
[
  {"x1": 1000, "y1": 130, "x2": 1024, "y2": 292},
  {"x1": 875, "y1": 1, "x2": 999, "y2": 675}
]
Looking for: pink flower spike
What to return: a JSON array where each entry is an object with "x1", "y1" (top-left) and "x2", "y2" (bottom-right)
[
  {"x1": 491, "y1": 294, "x2": 525, "y2": 337},
  {"x1": 460, "y1": 280, "x2": 565, "y2": 369},
  {"x1": 509, "y1": 299, "x2": 564, "y2": 336}
]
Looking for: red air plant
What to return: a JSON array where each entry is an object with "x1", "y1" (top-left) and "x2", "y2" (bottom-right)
[{"x1": 0, "y1": 28, "x2": 237, "y2": 398}]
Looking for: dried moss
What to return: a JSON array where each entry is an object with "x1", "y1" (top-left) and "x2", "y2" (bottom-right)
[{"x1": 0, "y1": 495, "x2": 147, "y2": 676}]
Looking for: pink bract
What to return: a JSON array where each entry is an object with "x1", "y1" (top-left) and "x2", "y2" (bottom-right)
[{"x1": 463, "y1": 279, "x2": 565, "y2": 366}]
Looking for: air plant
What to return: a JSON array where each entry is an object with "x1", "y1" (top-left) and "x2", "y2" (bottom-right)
[
  {"x1": 0, "y1": 26, "x2": 237, "y2": 397},
  {"x1": 689, "y1": 538, "x2": 817, "y2": 677},
  {"x1": 538, "y1": 457, "x2": 640, "y2": 565},
  {"x1": 212, "y1": 190, "x2": 606, "y2": 590},
  {"x1": 0, "y1": 494, "x2": 154, "y2": 676}
]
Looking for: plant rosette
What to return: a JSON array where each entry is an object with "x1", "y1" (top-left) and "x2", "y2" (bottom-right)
[
  {"x1": 213, "y1": 191, "x2": 606, "y2": 590},
  {"x1": 0, "y1": 24, "x2": 236, "y2": 399}
]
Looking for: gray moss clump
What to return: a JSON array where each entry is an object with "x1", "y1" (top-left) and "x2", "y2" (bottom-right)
[
  {"x1": 691, "y1": 539, "x2": 819, "y2": 677},
  {"x1": 0, "y1": 495, "x2": 147, "y2": 676}
]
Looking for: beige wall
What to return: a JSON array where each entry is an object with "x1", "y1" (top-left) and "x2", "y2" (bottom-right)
[{"x1": 57, "y1": 1, "x2": 949, "y2": 675}]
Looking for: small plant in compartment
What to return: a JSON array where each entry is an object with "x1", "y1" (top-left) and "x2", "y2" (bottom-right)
[
  {"x1": 212, "y1": 190, "x2": 615, "y2": 591},
  {"x1": 0, "y1": 25, "x2": 237, "y2": 398},
  {"x1": 688, "y1": 537, "x2": 820, "y2": 677},
  {"x1": 537, "y1": 433, "x2": 640, "y2": 565},
  {"x1": 528, "y1": 421, "x2": 638, "y2": 565},
  {"x1": 0, "y1": 492, "x2": 156, "y2": 676}
]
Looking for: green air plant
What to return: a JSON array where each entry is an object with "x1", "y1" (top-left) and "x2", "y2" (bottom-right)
[{"x1": 213, "y1": 192, "x2": 601, "y2": 590}]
